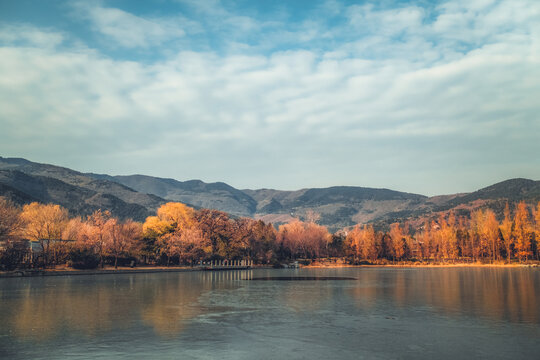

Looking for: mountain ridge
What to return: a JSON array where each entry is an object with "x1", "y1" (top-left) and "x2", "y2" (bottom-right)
[{"x1": 1, "y1": 156, "x2": 538, "y2": 231}]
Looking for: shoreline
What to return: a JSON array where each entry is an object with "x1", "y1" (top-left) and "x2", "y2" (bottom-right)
[
  {"x1": 305, "y1": 263, "x2": 539, "y2": 268},
  {"x1": 0, "y1": 266, "x2": 198, "y2": 278},
  {"x1": 1, "y1": 262, "x2": 538, "y2": 278},
  {"x1": 304, "y1": 260, "x2": 540, "y2": 269},
  {"x1": 0, "y1": 265, "x2": 264, "y2": 278}
]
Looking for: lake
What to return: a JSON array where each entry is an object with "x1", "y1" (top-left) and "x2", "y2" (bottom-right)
[{"x1": 1, "y1": 268, "x2": 539, "y2": 359}]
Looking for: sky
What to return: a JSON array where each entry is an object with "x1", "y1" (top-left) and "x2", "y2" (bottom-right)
[{"x1": 0, "y1": 0, "x2": 539, "y2": 196}]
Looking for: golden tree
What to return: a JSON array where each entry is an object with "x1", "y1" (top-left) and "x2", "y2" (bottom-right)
[
  {"x1": 156, "y1": 202, "x2": 195, "y2": 230},
  {"x1": 20, "y1": 203, "x2": 69, "y2": 267},
  {"x1": 513, "y1": 201, "x2": 532, "y2": 262},
  {"x1": 84, "y1": 210, "x2": 114, "y2": 268},
  {"x1": 277, "y1": 220, "x2": 330, "y2": 259},
  {"x1": 346, "y1": 224, "x2": 379, "y2": 262},
  {"x1": 535, "y1": 201, "x2": 540, "y2": 261},
  {"x1": 389, "y1": 223, "x2": 408, "y2": 261},
  {"x1": 143, "y1": 202, "x2": 197, "y2": 263},
  {"x1": 0, "y1": 197, "x2": 24, "y2": 243},
  {"x1": 105, "y1": 219, "x2": 143, "y2": 269},
  {"x1": 470, "y1": 210, "x2": 485, "y2": 262},
  {"x1": 500, "y1": 203, "x2": 513, "y2": 261},
  {"x1": 482, "y1": 209, "x2": 500, "y2": 262},
  {"x1": 160, "y1": 227, "x2": 210, "y2": 265}
]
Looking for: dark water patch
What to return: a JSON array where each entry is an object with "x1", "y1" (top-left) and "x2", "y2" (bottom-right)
[{"x1": 247, "y1": 276, "x2": 357, "y2": 281}]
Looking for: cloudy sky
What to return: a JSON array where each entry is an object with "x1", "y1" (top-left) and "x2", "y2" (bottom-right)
[{"x1": 0, "y1": 0, "x2": 539, "y2": 195}]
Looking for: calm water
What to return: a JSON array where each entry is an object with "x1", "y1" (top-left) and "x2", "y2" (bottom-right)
[{"x1": 1, "y1": 268, "x2": 539, "y2": 359}]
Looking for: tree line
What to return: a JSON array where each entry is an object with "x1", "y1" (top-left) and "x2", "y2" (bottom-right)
[
  {"x1": 1, "y1": 196, "x2": 539, "y2": 270},
  {"x1": 345, "y1": 202, "x2": 540, "y2": 264}
]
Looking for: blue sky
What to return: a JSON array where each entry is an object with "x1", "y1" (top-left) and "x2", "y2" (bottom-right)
[{"x1": 0, "y1": 0, "x2": 539, "y2": 195}]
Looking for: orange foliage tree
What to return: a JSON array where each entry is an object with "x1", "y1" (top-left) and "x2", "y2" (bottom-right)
[
  {"x1": 346, "y1": 224, "x2": 379, "y2": 262},
  {"x1": 277, "y1": 220, "x2": 330, "y2": 259},
  {"x1": 389, "y1": 222, "x2": 410, "y2": 261},
  {"x1": 105, "y1": 219, "x2": 143, "y2": 268},
  {"x1": 0, "y1": 197, "x2": 24, "y2": 244},
  {"x1": 500, "y1": 203, "x2": 513, "y2": 261},
  {"x1": 84, "y1": 210, "x2": 113, "y2": 268},
  {"x1": 513, "y1": 201, "x2": 532, "y2": 262},
  {"x1": 535, "y1": 201, "x2": 540, "y2": 260},
  {"x1": 143, "y1": 202, "x2": 199, "y2": 264},
  {"x1": 20, "y1": 203, "x2": 69, "y2": 267}
]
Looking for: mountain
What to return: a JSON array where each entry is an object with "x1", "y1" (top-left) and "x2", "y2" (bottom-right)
[
  {"x1": 445, "y1": 178, "x2": 540, "y2": 206},
  {"x1": 0, "y1": 157, "x2": 166, "y2": 221},
  {"x1": 1, "y1": 156, "x2": 538, "y2": 231},
  {"x1": 421, "y1": 178, "x2": 540, "y2": 222},
  {"x1": 88, "y1": 174, "x2": 257, "y2": 217},
  {"x1": 93, "y1": 174, "x2": 432, "y2": 230},
  {"x1": 243, "y1": 186, "x2": 429, "y2": 230}
]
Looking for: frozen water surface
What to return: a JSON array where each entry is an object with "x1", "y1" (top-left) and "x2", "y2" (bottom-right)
[{"x1": 1, "y1": 268, "x2": 539, "y2": 359}]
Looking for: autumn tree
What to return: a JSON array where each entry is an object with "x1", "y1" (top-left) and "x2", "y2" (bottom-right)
[
  {"x1": 455, "y1": 216, "x2": 470, "y2": 260},
  {"x1": 0, "y1": 197, "x2": 24, "y2": 244},
  {"x1": 143, "y1": 202, "x2": 198, "y2": 264},
  {"x1": 277, "y1": 220, "x2": 330, "y2": 259},
  {"x1": 500, "y1": 203, "x2": 513, "y2": 261},
  {"x1": 416, "y1": 220, "x2": 434, "y2": 260},
  {"x1": 84, "y1": 210, "x2": 113, "y2": 268},
  {"x1": 469, "y1": 210, "x2": 485, "y2": 262},
  {"x1": 389, "y1": 223, "x2": 409, "y2": 262},
  {"x1": 534, "y1": 201, "x2": 540, "y2": 261},
  {"x1": 346, "y1": 224, "x2": 379, "y2": 262},
  {"x1": 20, "y1": 203, "x2": 69, "y2": 267},
  {"x1": 157, "y1": 202, "x2": 195, "y2": 230},
  {"x1": 229, "y1": 218, "x2": 253, "y2": 260},
  {"x1": 105, "y1": 219, "x2": 143, "y2": 269},
  {"x1": 482, "y1": 209, "x2": 501, "y2": 262},
  {"x1": 0, "y1": 197, "x2": 27, "y2": 270},
  {"x1": 513, "y1": 201, "x2": 532, "y2": 262},
  {"x1": 430, "y1": 220, "x2": 445, "y2": 260},
  {"x1": 62, "y1": 217, "x2": 84, "y2": 242},
  {"x1": 245, "y1": 220, "x2": 277, "y2": 263},
  {"x1": 160, "y1": 227, "x2": 211, "y2": 265},
  {"x1": 345, "y1": 225, "x2": 361, "y2": 260},
  {"x1": 440, "y1": 213, "x2": 459, "y2": 261},
  {"x1": 195, "y1": 209, "x2": 235, "y2": 259}
]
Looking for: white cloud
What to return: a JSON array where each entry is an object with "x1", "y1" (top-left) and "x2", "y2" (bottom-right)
[
  {"x1": 0, "y1": 24, "x2": 65, "y2": 48},
  {"x1": 72, "y1": 2, "x2": 186, "y2": 48},
  {"x1": 347, "y1": 4, "x2": 425, "y2": 36},
  {"x1": 0, "y1": 1, "x2": 539, "y2": 194}
]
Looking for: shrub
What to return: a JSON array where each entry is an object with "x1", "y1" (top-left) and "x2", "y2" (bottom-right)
[
  {"x1": 68, "y1": 248, "x2": 99, "y2": 269},
  {"x1": 0, "y1": 245, "x2": 29, "y2": 271}
]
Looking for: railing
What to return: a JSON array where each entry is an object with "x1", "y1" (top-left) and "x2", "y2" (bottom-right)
[{"x1": 197, "y1": 259, "x2": 253, "y2": 270}]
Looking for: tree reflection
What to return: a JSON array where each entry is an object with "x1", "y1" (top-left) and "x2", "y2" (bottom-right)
[
  {"x1": 349, "y1": 269, "x2": 539, "y2": 324},
  {"x1": 1, "y1": 274, "x2": 211, "y2": 340}
]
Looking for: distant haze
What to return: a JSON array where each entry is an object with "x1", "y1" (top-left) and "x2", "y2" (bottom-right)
[{"x1": 0, "y1": 0, "x2": 539, "y2": 195}]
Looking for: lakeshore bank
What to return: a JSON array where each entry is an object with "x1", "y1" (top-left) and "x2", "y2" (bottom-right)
[
  {"x1": 2, "y1": 262, "x2": 539, "y2": 278},
  {"x1": 305, "y1": 263, "x2": 540, "y2": 268},
  {"x1": 0, "y1": 266, "x2": 198, "y2": 278}
]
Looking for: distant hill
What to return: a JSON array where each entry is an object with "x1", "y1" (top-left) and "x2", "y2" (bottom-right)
[
  {"x1": 243, "y1": 186, "x2": 428, "y2": 231},
  {"x1": 89, "y1": 174, "x2": 432, "y2": 230},
  {"x1": 444, "y1": 178, "x2": 540, "y2": 206},
  {"x1": 89, "y1": 174, "x2": 257, "y2": 217},
  {"x1": 0, "y1": 157, "x2": 166, "y2": 221},
  {"x1": 1, "y1": 156, "x2": 538, "y2": 230}
]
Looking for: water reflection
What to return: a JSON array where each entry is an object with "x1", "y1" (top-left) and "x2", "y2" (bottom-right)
[
  {"x1": 348, "y1": 268, "x2": 540, "y2": 324},
  {"x1": 0, "y1": 268, "x2": 538, "y2": 345},
  {"x1": 0, "y1": 270, "x2": 252, "y2": 340}
]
